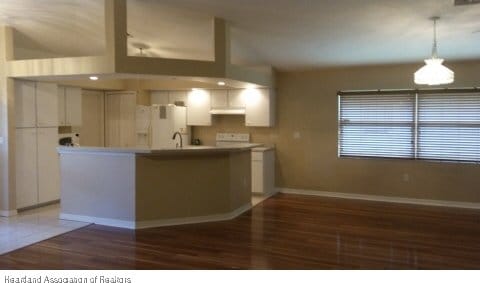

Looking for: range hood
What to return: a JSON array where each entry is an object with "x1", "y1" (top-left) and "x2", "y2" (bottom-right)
[{"x1": 209, "y1": 108, "x2": 245, "y2": 115}]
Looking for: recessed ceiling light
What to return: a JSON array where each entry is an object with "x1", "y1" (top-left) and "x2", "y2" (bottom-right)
[
  {"x1": 217, "y1": 81, "x2": 226, "y2": 86},
  {"x1": 89, "y1": 76, "x2": 98, "y2": 81}
]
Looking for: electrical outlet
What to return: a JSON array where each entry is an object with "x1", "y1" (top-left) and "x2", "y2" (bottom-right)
[
  {"x1": 293, "y1": 131, "x2": 301, "y2": 139},
  {"x1": 403, "y1": 173, "x2": 410, "y2": 182}
]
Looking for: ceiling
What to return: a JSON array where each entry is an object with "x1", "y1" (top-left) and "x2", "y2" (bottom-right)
[{"x1": 0, "y1": 0, "x2": 479, "y2": 70}]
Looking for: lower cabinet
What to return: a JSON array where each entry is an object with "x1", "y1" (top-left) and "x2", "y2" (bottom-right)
[
  {"x1": 16, "y1": 127, "x2": 60, "y2": 209},
  {"x1": 251, "y1": 148, "x2": 275, "y2": 195},
  {"x1": 37, "y1": 128, "x2": 60, "y2": 203},
  {"x1": 15, "y1": 128, "x2": 38, "y2": 209}
]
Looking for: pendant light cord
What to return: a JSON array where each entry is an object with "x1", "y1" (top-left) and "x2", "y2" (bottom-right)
[{"x1": 431, "y1": 17, "x2": 439, "y2": 58}]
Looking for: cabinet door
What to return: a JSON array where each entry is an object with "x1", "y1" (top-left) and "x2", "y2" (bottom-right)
[
  {"x1": 37, "y1": 127, "x2": 60, "y2": 203},
  {"x1": 58, "y1": 86, "x2": 66, "y2": 126},
  {"x1": 119, "y1": 93, "x2": 137, "y2": 147},
  {"x1": 81, "y1": 90, "x2": 105, "y2": 147},
  {"x1": 210, "y1": 90, "x2": 228, "y2": 109},
  {"x1": 105, "y1": 92, "x2": 136, "y2": 148},
  {"x1": 65, "y1": 87, "x2": 82, "y2": 126},
  {"x1": 15, "y1": 80, "x2": 36, "y2": 128},
  {"x1": 15, "y1": 128, "x2": 38, "y2": 208},
  {"x1": 245, "y1": 88, "x2": 274, "y2": 127},
  {"x1": 151, "y1": 90, "x2": 169, "y2": 105},
  {"x1": 187, "y1": 89, "x2": 211, "y2": 126},
  {"x1": 169, "y1": 91, "x2": 187, "y2": 105},
  {"x1": 36, "y1": 82, "x2": 59, "y2": 127},
  {"x1": 228, "y1": 89, "x2": 246, "y2": 109}
]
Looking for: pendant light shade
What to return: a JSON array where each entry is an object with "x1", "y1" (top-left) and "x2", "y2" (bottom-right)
[
  {"x1": 414, "y1": 58, "x2": 454, "y2": 85},
  {"x1": 414, "y1": 17, "x2": 454, "y2": 85}
]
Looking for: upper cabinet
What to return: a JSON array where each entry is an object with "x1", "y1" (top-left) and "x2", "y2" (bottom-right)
[
  {"x1": 150, "y1": 87, "x2": 275, "y2": 127},
  {"x1": 58, "y1": 86, "x2": 82, "y2": 127},
  {"x1": 36, "y1": 82, "x2": 59, "y2": 127},
  {"x1": 15, "y1": 80, "x2": 59, "y2": 128},
  {"x1": 15, "y1": 80, "x2": 36, "y2": 128},
  {"x1": 65, "y1": 87, "x2": 82, "y2": 126},
  {"x1": 187, "y1": 89, "x2": 212, "y2": 126},
  {"x1": 245, "y1": 88, "x2": 275, "y2": 127},
  {"x1": 150, "y1": 91, "x2": 188, "y2": 106},
  {"x1": 151, "y1": 90, "x2": 169, "y2": 105},
  {"x1": 210, "y1": 89, "x2": 245, "y2": 110},
  {"x1": 210, "y1": 90, "x2": 228, "y2": 109},
  {"x1": 169, "y1": 91, "x2": 188, "y2": 105},
  {"x1": 227, "y1": 89, "x2": 246, "y2": 109}
]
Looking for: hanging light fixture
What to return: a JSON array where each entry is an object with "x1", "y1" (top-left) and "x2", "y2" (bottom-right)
[{"x1": 414, "y1": 16, "x2": 454, "y2": 85}]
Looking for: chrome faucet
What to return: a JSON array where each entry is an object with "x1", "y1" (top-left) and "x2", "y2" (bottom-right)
[{"x1": 172, "y1": 131, "x2": 183, "y2": 148}]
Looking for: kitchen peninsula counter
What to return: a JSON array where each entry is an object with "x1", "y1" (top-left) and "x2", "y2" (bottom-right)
[{"x1": 58, "y1": 145, "x2": 258, "y2": 229}]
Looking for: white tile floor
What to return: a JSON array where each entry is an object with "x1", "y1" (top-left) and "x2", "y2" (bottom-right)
[{"x1": 0, "y1": 204, "x2": 90, "y2": 255}]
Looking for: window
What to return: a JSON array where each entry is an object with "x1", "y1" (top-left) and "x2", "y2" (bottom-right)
[{"x1": 338, "y1": 90, "x2": 480, "y2": 163}]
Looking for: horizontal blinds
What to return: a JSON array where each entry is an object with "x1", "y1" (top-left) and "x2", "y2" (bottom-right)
[
  {"x1": 418, "y1": 93, "x2": 480, "y2": 162},
  {"x1": 339, "y1": 94, "x2": 414, "y2": 158}
]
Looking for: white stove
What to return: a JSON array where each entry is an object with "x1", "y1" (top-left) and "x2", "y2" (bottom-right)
[{"x1": 215, "y1": 133, "x2": 250, "y2": 147}]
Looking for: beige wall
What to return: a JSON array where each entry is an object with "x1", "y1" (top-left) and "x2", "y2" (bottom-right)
[{"x1": 194, "y1": 60, "x2": 480, "y2": 203}]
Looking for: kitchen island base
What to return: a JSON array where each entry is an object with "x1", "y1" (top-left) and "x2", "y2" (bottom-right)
[{"x1": 58, "y1": 147, "x2": 253, "y2": 229}]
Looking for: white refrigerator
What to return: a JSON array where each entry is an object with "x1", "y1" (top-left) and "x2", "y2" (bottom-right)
[{"x1": 150, "y1": 104, "x2": 190, "y2": 148}]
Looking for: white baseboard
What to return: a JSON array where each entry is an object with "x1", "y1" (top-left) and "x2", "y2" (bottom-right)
[
  {"x1": 279, "y1": 188, "x2": 480, "y2": 210},
  {"x1": 136, "y1": 203, "x2": 252, "y2": 229},
  {"x1": 60, "y1": 203, "x2": 252, "y2": 230},
  {"x1": 0, "y1": 210, "x2": 18, "y2": 217},
  {"x1": 59, "y1": 213, "x2": 132, "y2": 229}
]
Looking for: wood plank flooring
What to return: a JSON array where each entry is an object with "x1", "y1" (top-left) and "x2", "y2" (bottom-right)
[{"x1": 2, "y1": 193, "x2": 480, "y2": 269}]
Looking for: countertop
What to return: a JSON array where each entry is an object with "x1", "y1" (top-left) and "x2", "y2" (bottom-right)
[{"x1": 57, "y1": 143, "x2": 263, "y2": 155}]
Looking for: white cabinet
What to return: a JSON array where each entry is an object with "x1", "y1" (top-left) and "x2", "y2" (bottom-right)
[
  {"x1": 245, "y1": 88, "x2": 275, "y2": 127},
  {"x1": 105, "y1": 92, "x2": 136, "y2": 147},
  {"x1": 187, "y1": 89, "x2": 211, "y2": 126},
  {"x1": 150, "y1": 91, "x2": 188, "y2": 106},
  {"x1": 151, "y1": 90, "x2": 169, "y2": 105},
  {"x1": 210, "y1": 90, "x2": 228, "y2": 109},
  {"x1": 169, "y1": 91, "x2": 187, "y2": 105},
  {"x1": 15, "y1": 80, "x2": 36, "y2": 128},
  {"x1": 228, "y1": 89, "x2": 246, "y2": 109},
  {"x1": 36, "y1": 82, "x2": 59, "y2": 127},
  {"x1": 252, "y1": 148, "x2": 276, "y2": 195},
  {"x1": 15, "y1": 80, "x2": 58, "y2": 128},
  {"x1": 58, "y1": 86, "x2": 66, "y2": 126},
  {"x1": 210, "y1": 89, "x2": 245, "y2": 109},
  {"x1": 58, "y1": 86, "x2": 82, "y2": 126},
  {"x1": 65, "y1": 87, "x2": 82, "y2": 126},
  {"x1": 15, "y1": 128, "x2": 38, "y2": 209},
  {"x1": 15, "y1": 127, "x2": 60, "y2": 209},
  {"x1": 37, "y1": 127, "x2": 60, "y2": 203}
]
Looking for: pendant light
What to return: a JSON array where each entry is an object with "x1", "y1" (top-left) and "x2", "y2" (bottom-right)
[{"x1": 414, "y1": 17, "x2": 454, "y2": 85}]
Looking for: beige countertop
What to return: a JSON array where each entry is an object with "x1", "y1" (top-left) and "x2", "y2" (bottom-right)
[{"x1": 57, "y1": 144, "x2": 263, "y2": 155}]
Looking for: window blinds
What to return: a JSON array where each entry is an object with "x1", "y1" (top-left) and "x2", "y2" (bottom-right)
[
  {"x1": 338, "y1": 94, "x2": 415, "y2": 158},
  {"x1": 418, "y1": 93, "x2": 480, "y2": 162},
  {"x1": 338, "y1": 90, "x2": 480, "y2": 163}
]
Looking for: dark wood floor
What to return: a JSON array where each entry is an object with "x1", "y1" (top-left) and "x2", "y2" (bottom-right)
[{"x1": 2, "y1": 193, "x2": 480, "y2": 269}]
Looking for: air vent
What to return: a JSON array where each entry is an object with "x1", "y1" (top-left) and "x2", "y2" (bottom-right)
[{"x1": 455, "y1": 0, "x2": 480, "y2": 5}]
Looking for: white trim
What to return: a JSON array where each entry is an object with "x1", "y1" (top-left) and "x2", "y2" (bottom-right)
[
  {"x1": 136, "y1": 203, "x2": 252, "y2": 229},
  {"x1": 0, "y1": 210, "x2": 18, "y2": 217},
  {"x1": 279, "y1": 188, "x2": 480, "y2": 210},
  {"x1": 60, "y1": 213, "x2": 132, "y2": 229},
  {"x1": 253, "y1": 190, "x2": 279, "y2": 200},
  {"x1": 59, "y1": 203, "x2": 252, "y2": 230}
]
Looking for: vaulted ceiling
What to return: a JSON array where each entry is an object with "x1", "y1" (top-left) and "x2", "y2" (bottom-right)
[{"x1": 0, "y1": 0, "x2": 479, "y2": 70}]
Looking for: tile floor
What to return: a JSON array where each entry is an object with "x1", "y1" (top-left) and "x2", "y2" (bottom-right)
[{"x1": 0, "y1": 204, "x2": 90, "y2": 255}]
